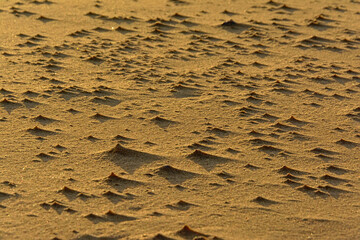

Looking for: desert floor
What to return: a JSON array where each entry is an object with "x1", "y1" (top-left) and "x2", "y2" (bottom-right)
[{"x1": 0, "y1": 0, "x2": 360, "y2": 239}]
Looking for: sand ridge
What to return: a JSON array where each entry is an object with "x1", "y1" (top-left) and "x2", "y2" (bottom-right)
[{"x1": 0, "y1": 0, "x2": 360, "y2": 239}]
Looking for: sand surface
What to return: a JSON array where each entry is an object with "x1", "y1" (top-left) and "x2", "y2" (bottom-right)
[{"x1": 1, "y1": 0, "x2": 360, "y2": 239}]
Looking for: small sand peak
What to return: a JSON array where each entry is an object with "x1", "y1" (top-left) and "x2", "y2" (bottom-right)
[
  {"x1": 176, "y1": 225, "x2": 208, "y2": 238},
  {"x1": 277, "y1": 166, "x2": 307, "y2": 175}
]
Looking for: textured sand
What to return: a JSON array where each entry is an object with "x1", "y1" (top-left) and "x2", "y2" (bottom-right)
[{"x1": 1, "y1": 0, "x2": 360, "y2": 239}]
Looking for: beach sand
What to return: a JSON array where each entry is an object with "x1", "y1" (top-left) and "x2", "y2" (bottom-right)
[{"x1": 0, "y1": 0, "x2": 360, "y2": 239}]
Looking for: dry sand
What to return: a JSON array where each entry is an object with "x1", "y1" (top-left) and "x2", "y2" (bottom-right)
[{"x1": 1, "y1": 0, "x2": 360, "y2": 239}]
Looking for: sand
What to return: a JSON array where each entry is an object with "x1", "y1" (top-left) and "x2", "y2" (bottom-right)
[{"x1": 0, "y1": 0, "x2": 360, "y2": 239}]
